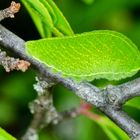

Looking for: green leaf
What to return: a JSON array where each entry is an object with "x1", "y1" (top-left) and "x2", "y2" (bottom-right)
[
  {"x1": 0, "y1": 127, "x2": 16, "y2": 140},
  {"x1": 125, "y1": 97, "x2": 140, "y2": 111},
  {"x1": 96, "y1": 117, "x2": 129, "y2": 140},
  {"x1": 76, "y1": 116, "x2": 94, "y2": 140},
  {"x1": 21, "y1": 0, "x2": 51, "y2": 37},
  {"x1": 42, "y1": 0, "x2": 74, "y2": 36},
  {"x1": 21, "y1": 0, "x2": 73, "y2": 37},
  {"x1": 26, "y1": 30, "x2": 140, "y2": 82},
  {"x1": 81, "y1": 0, "x2": 95, "y2": 5}
]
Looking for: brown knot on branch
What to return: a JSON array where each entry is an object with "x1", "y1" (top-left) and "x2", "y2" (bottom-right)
[
  {"x1": 0, "y1": 1, "x2": 21, "y2": 21},
  {"x1": 0, "y1": 49, "x2": 30, "y2": 72}
]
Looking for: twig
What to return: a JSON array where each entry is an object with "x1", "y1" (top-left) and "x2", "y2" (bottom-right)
[
  {"x1": 56, "y1": 102, "x2": 100, "y2": 123},
  {"x1": 0, "y1": 49, "x2": 30, "y2": 72},
  {"x1": 78, "y1": 102, "x2": 101, "y2": 120},
  {"x1": 22, "y1": 77, "x2": 59, "y2": 140},
  {"x1": 0, "y1": 1, "x2": 20, "y2": 21},
  {"x1": 0, "y1": 25, "x2": 140, "y2": 139}
]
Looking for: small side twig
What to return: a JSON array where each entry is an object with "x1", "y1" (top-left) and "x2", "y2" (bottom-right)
[
  {"x1": 58, "y1": 102, "x2": 101, "y2": 122},
  {"x1": 0, "y1": 49, "x2": 30, "y2": 72},
  {"x1": 0, "y1": 1, "x2": 20, "y2": 22},
  {"x1": 22, "y1": 77, "x2": 58, "y2": 140}
]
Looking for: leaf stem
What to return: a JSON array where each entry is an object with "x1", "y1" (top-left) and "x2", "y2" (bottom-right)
[{"x1": 53, "y1": 27, "x2": 64, "y2": 37}]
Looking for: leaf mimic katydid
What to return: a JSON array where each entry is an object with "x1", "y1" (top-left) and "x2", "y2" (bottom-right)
[{"x1": 26, "y1": 30, "x2": 140, "y2": 82}]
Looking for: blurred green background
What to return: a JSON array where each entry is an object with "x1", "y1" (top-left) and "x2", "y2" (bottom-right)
[{"x1": 0, "y1": 0, "x2": 140, "y2": 139}]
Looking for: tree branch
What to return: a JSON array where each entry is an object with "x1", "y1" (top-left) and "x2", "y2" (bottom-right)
[
  {"x1": 102, "y1": 107, "x2": 140, "y2": 140},
  {"x1": 0, "y1": 24, "x2": 140, "y2": 139},
  {"x1": 113, "y1": 78, "x2": 140, "y2": 106}
]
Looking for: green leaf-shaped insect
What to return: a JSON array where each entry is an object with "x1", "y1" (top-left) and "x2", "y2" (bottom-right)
[{"x1": 26, "y1": 30, "x2": 140, "y2": 82}]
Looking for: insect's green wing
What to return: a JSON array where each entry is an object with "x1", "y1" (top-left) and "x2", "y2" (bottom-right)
[{"x1": 26, "y1": 30, "x2": 140, "y2": 82}]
